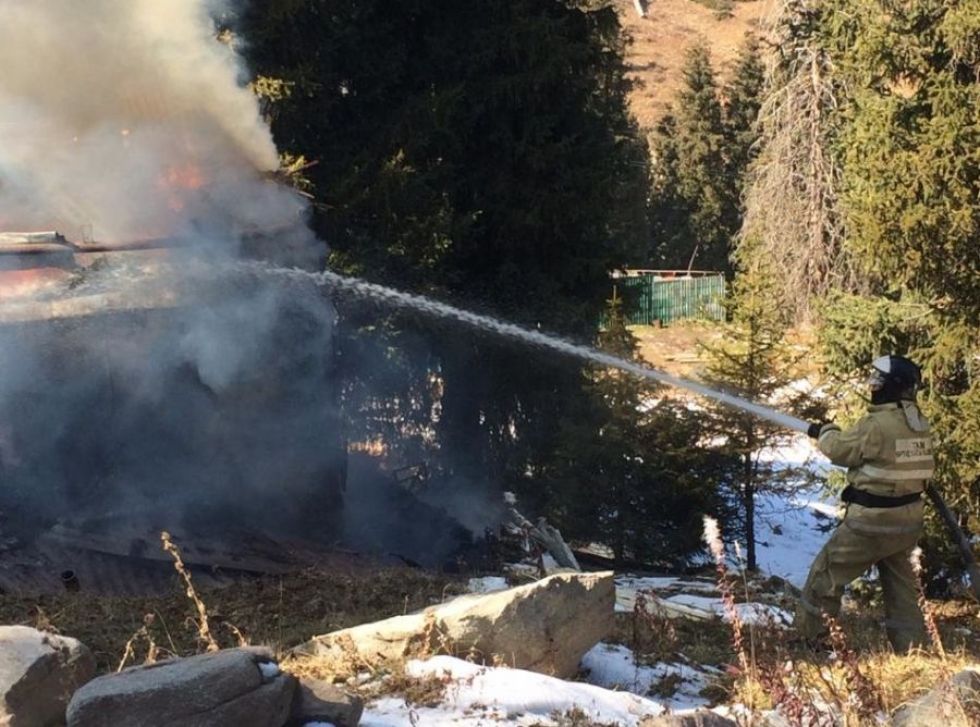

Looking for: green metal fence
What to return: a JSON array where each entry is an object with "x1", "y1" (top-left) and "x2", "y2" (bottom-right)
[{"x1": 611, "y1": 272, "x2": 726, "y2": 326}]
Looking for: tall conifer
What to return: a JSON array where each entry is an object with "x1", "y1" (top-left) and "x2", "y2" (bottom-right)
[{"x1": 651, "y1": 42, "x2": 738, "y2": 273}]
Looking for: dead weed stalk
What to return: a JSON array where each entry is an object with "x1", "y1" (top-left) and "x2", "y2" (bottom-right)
[
  {"x1": 910, "y1": 547, "x2": 946, "y2": 661},
  {"x1": 823, "y1": 613, "x2": 883, "y2": 722},
  {"x1": 117, "y1": 614, "x2": 164, "y2": 672},
  {"x1": 161, "y1": 530, "x2": 219, "y2": 653},
  {"x1": 703, "y1": 517, "x2": 749, "y2": 674},
  {"x1": 757, "y1": 658, "x2": 832, "y2": 727},
  {"x1": 631, "y1": 590, "x2": 678, "y2": 658}
]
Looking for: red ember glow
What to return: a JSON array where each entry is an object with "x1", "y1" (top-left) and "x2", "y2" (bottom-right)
[{"x1": 159, "y1": 163, "x2": 208, "y2": 212}]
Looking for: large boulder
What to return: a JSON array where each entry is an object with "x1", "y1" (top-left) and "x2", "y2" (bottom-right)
[
  {"x1": 891, "y1": 665, "x2": 980, "y2": 727},
  {"x1": 295, "y1": 571, "x2": 614, "y2": 678},
  {"x1": 288, "y1": 679, "x2": 362, "y2": 726},
  {"x1": 66, "y1": 647, "x2": 296, "y2": 727},
  {"x1": 0, "y1": 626, "x2": 96, "y2": 727}
]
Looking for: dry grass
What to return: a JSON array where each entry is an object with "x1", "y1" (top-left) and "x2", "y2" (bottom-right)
[
  {"x1": 0, "y1": 566, "x2": 463, "y2": 674},
  {"x1": 630, "y1": 320, "x2": 726, "y2": 378},
  {"x1": 533, "y1": 708, "x2": 619, "y2": 727},
  {"x1": 606, "y1": 529, "x2": 980, "y2": 722},
  {"x1": 719, "y1": 566, "x2": 980, "y2": 723},
  {"x1": 630, "y1": 320, "x2": 823, "y2": 381},
  {"x1": 615, "y1": 0, "x2": 775, "y2": 131},
  {"x1": 710, "y1": 613, "x2": 980, "y2": 723},
  {"x1": 794, "y1": 650, "x2": 977, "y2": 716}
]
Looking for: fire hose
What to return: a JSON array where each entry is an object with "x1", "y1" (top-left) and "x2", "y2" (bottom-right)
[{"x1": 924, "y1": 483, "x2": 980, "y2": 600}]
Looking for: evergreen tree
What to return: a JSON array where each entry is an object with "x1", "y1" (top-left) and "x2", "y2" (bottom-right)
[
  {"x1": 700, "y1": 247, "x2": 819, "y2": 571},
  {"x1": 819, "y1": 0, "x2": 980, "y2": 581},
  {"x1": 735, "y1": 0, "x2": 852, "y2": 317},
  {"x1": 242, "y1": 1, "x2": 652, "y2": 515},
  {"x1": 650, "y1": 42, "x2": 741, "y2": 273},
  {"x1": 544, "y1": 291, "x2": 730, "y2": 564},
  {"x1": 724, "y1": 35, "x2": 765, "y2": 196}
]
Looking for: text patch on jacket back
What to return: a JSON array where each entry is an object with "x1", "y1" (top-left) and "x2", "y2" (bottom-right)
[{"x1": 895, "y1": 438, "x2": 932, "y2": 462}]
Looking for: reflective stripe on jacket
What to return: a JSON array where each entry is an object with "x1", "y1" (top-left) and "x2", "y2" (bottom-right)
[{"x1": 817, "y1": 403, "x2": 934, "y2": 534}]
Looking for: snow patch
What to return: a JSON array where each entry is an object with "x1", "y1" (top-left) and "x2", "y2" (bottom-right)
[
  {"x1": 467, "y1": 576, "x2": 509, "y2": 594},
  {"x1": 615, "y1": 576, "x2": 718, "y2": 613},
  {"x1": 749, "y1": 435, "x2": 841, "y2": 587},
  {"x1": 581, "y1": 643, "x2": 711, "y2": 711},
  {"x1": 257, "y1": 661, "x2": 280, "y2": 679},
  {"x1": 661, "y1": 594, "x2": 792, "y2": 626},
  {"x1": 361, "y1": 656, "x2": 668, "y2": 726}
]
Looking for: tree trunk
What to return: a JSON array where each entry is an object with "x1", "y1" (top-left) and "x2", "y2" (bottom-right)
[{"x1": 743, "y1": 451, "x2": 757, "y2": 571}]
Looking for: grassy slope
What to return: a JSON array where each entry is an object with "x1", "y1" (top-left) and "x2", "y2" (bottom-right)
[{"x1": 616, "y1": 0, "x2": 774, "y2": 133}]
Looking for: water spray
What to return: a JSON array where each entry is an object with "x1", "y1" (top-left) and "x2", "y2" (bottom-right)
[{"x1": 254, "y1": 265, "x2": 811, "y2": 433}]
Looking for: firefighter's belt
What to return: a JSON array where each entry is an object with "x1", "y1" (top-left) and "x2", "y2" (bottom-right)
[{"x1": 841, "y1": 485, "x2": 922, "y2": 508}]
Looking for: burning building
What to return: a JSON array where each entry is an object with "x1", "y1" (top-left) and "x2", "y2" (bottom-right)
[
  {"x1": 0, "y1": 227, "x2": 347, "y2": 593},
  {"x1": 0, "y1": 2, "x2": 347, "y2": 593}
]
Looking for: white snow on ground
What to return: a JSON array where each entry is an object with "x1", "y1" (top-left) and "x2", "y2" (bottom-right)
[
  {"x1": 752, "y1": 435, "x2": 842, "y2": 587},
  {"x1": 581, "y1": 643, "x2": 711, "y2": 711},
  {"x1": 258, "y1": 661, "x2": 281, "y2": 679},
  {"x1": 616, "y1": 575, "x2": 718, "y2": 593},
  {"x1": 615, "y1": 575, "x2": 717, "y2": 613},
  {"x1": 360, "y1": 656, "x2": 668, "y2": 726},
  {"x1": 466, "y1": 576, "x2": 509, "y2": 594},
  {"x1": 661, "y1": 594, "x2": 792, "y2": 627}
]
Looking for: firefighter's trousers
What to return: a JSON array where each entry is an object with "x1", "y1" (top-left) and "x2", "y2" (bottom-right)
[{"x1": 795, "y1": 514, "x2": 926, "y2": 652}]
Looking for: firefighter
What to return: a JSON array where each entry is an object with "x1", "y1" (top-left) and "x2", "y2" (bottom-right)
[{"x1": 796, "y1": 355, "x2": 934, "y2": 652}]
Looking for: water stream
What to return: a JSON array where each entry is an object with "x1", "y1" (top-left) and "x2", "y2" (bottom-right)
[{"x1": 254, "y1": 264, "x2": 811, "y2": 434}]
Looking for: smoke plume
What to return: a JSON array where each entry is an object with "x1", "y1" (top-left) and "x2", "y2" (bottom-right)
[
  {"x1": 0, "y1": 0, "x2": 303, "y2": 246},
  {"x1": 0, "y1": 1, "x2": 341, "y2": 543}
]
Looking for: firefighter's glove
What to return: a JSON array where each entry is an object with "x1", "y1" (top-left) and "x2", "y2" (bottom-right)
[{"x1": 807, "y1": 422, "x2": 827, "y2": 439}]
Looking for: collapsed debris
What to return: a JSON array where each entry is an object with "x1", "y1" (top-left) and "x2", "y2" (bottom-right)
[{"x1": 501, "y1": 492, "x2": 581, "y2": 574}]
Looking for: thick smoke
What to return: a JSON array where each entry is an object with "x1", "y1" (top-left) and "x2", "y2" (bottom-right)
[
  {"x1": 0, "y1": 1, "x2": 343, "y2": 543},
  {"x1": 0, "y1": 0, "x2": 304, "y2": 245}
]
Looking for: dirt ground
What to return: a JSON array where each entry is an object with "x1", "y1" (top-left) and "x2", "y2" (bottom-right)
[
  {"x1": 631, "y1": 321, "x2": 823, "y2": 382},
  {"x1": 630, "y1": 321, "x2": 725, "y2": 378}
]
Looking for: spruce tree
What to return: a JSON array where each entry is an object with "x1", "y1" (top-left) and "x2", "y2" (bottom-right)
[
  {"x1": 735, "y1": 0, "x2": 980, "y2": 585},
  {"x1": 651, "y1": 42, "x2": 740, "y2": 274},
  {"x1": 724, "y1": 35, "x2": 765, "y2": 195},
  {"x1": 817, "y1": 0, "x2": 980, "y2": 575},
  {"x1": 544, "y1": 290, "x2": 730, "y2": 565},
  {"x1": 242, "y1": 0, "x2": 652, "y2": 519},
  {"x1": 700, "y1": 248, "x2": 818, "y2": 571},
  {"x1": 735, "y1": 0, "x2": 851, "y2": 317}
]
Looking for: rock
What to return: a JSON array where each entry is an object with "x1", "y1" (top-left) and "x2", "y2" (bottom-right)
[
  {"x1": 66, "y1": 647, "x2": 296, "y2": 727},
  {"x1": 288, "y1": 679, "x2": 362, "y2": 727},
  {"x1": 640, "y1": 711, "x2": 737, "y2": 727},
  {"x1": 891, "y1": 665, "x2": 980, "y2": 727},
  {"x1": 0, "y1": 625, "x2": 96, "y2": 727},
  {"x1": 296, "y1": 571, "x2": 614, "y2": 678}
]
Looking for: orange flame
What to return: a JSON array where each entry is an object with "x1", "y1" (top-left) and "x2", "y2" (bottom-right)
[
  {"x1": 158, "y1": 163, "x2": 207, "y2": 212},
  {"x1": 161, "y1": 163, "x2": 206, "y2": 190}
]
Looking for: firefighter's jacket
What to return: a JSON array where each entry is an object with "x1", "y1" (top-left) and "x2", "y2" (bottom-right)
[{"x1": 817, "y1": 403, "x2": 935, "y2": 535}]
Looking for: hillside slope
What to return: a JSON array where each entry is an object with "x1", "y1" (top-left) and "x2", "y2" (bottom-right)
[{"x1": 615, "y1": 0, "x2": 774, "y2": 131}]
